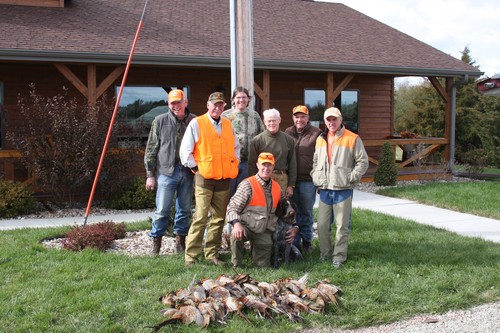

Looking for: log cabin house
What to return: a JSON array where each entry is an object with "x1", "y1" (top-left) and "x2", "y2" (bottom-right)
[{"x1": 0, "y1": 0, "x2": 482, "y2": 189}]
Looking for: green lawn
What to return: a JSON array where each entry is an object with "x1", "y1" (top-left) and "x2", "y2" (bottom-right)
[
  {"x1": 376, "y1": 180, "x2": 500, "y2": 219},
  {"x1": 1, "y1": 212, "x2": 499, "y2": 333}
]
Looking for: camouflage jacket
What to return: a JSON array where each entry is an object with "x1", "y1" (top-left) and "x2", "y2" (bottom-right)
[{"x1": 221, "y1": 107, "x2": 264, "y2": 161}]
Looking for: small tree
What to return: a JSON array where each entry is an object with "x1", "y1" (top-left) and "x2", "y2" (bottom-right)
[{"x1": 374, "y1": 142, "x2": 398, "y2": 186}]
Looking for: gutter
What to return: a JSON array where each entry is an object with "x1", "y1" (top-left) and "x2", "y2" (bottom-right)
[{"x1": 0, "y1": 49, "x2": 483, "y2": 78}]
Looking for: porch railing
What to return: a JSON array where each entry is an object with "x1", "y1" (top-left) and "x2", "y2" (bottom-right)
[{"x1": 362, "y1": 137, "x2": 449, "y2": 180}]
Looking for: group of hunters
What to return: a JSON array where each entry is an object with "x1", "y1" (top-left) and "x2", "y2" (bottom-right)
[{"x1": 144, "y1": 86, "x2": 368, "y2": 269}]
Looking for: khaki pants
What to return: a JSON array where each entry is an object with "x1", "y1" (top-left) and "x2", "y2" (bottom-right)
[
  {"x1": 270, "y1": 173, "x2": 288, "y2": 193},
  {"x1": 316, "y1": 195, "x2": 353, "y2": 263},
  {"x1": 231, "y1": 224, "x2": 273, "y2": 267},
  {"x1": 184, "y1": 177, "x2": 230, "y2": 262}
]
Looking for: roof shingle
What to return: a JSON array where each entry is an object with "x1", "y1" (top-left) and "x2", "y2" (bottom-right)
[{"x1": 0, "y1": 0, "x2": 480, "y2": 76}]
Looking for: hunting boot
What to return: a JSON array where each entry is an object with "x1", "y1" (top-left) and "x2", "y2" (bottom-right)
[
  {"x1": 151, "y1": 236, "x2": 162, "y2": 256},
  {"x1": 175, "y1": 235, "x2": 186, "y2": 253}
]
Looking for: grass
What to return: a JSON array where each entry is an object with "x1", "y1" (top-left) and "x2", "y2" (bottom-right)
[
  {"x1": 376, "y1": 180, "x2": 500, "y2": 219},
  {"x1": 1, "y1": 212, "x2": 499, "y2": 333}
]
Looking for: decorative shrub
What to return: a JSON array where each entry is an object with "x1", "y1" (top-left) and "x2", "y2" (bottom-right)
[
  {"x1": 374, "y1": 142, "x2": 398, "y2": 186},
  {"x1": 0, "y1": 178, "x2": 36, "y2": 218},
  {"x1": 61, "y1": 221, "x2": 126, "y2": 252},
  {"x1": 107, "y1": 177, "x2": 155, "y2": 210},
  {"x1": 6, "y1": 85, "x2": 137, "y2": 206}
]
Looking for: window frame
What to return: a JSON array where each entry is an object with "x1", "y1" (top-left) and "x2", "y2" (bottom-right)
[{"x1": 303, "y1": 88, "x2": 359, "y2": 133}]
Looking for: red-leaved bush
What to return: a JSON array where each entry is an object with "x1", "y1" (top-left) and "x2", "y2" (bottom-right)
[{"x1": 61, "y1": 221, "x2": 126, "y2": 251}]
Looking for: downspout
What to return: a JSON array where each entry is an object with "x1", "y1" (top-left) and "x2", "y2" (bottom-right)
[
  {"x1": 450, "y1": 74, "x2": 469, "y2": 175},
  {"x1": 450, "y1": 84, "x2": 457, "y2": 175}
]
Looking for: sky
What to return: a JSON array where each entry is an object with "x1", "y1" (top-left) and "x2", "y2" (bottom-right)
[{"x1": 318, "y1": 0, "x2": 500, "y2": 80}]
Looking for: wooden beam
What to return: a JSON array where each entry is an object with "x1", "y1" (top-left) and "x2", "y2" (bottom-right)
[
  {"x1": 363, "y1": 137, "x2": 448, "y2": 146},
  {"x1": 0, "y1": 150, "x2": 21, "y2": 158},
  {"x1": 368, "y1": 156, "x2": 379, "y2": 165},
  {"x1": 428, "y1": 76, "x2": 449, "y2": 103},
  {"x1": 332, "y1": 73, "x2": 355, "y2": 100},
  {"x1": 325, "y1": 72, "x2": 334, "y2": 107},
  {"x1": 54, "y1": 63, "x2": 88, "y2": 97},
  {"x1": 399, "y1": 144, "x2": 442, "y2": 168},
  {"x1": 87, "y1": 64, "x2": 97, "y2": 106},
  {"x1": 254, "y1": 70, "x2": 270, "y2": 110},
  {"x1": 96, "y1": 66, "x2": 125, "y2": 99},
  {"x1": 0, "y1": 0, "x2": 64, "y2": 7}
]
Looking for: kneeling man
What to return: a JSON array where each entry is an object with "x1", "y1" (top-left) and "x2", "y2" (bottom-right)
[{"x1": 226, "y1": 152, "x2": 298, "y2": 267}]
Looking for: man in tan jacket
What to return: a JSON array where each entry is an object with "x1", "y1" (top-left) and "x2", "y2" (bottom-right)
[{"x1": 311, "y1": 107, "x2": 368, "y2": 268}]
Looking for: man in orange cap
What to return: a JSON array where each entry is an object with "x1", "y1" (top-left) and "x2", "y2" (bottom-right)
[
  {"x1": 226, "y1": 152, "x2": 298, "y2": 268},
  {"x1": 312, "y1": 107, "x2": 368, "y2": 268},
  {"x1": 145, "y1": 89, "x2": 196, "y2": 256},
  {"x1": 285, "y1": 105, "x2": 322, "y2": 253}
]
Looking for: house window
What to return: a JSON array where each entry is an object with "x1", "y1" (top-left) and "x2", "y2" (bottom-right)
[
  {"x1": 304, "y1": 89, "x2": 325, "y2": 128},
  {"x1": 116, "y1": 85, "x2": 189, "y2": 146},
  {"x1": 339, "y1": 90, "x2": 359, "y2": 133},
  {"x1": 304, "y1": 88, "x2": 359, "y2": 133}
]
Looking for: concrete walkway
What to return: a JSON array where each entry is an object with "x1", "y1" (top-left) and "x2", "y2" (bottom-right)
[
  {"x1": 351, "y1": 191, "x2": 500, "y2": 243},
  {"x1": 0, "y1": 212, "x2": 151, "y2": 230},
  {"x1": 1, "y1": 191, "x2": 499, "y2": 243}
]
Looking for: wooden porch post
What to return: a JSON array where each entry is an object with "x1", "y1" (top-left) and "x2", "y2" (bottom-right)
[
  {"x1": 326, "y1": 72, "x2": 334, "y2": 107},
  {"x1": 254, "y1": 70, "x2": 270, "y2": 111},
  {"x1": 429, "y1": 76, "x2": 451, "y2": 163},
  {"x1": 87, "y1": 64, "x2": 97, "y2": 106}
]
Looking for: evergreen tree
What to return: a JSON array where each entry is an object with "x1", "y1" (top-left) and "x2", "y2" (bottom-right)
[
  {"x1": 374, "y1": 142, "x2": 398, "y2": 186},
  {"x1": 455, "y1": 47, "x2": 499, "y2": 167},
  {"x1": 395, "y1": 46, "x2": 499, "y2": 167}
]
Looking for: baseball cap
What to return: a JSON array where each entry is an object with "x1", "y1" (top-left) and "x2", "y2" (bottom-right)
[
  {"x1": 292, "y1": 105, "x2": 309, "y2": 115},
  {"x1": 324, "y1": 107, "x2": 342, "y2": 119},
  {"x1": 257, "y1": 152, "x2": 275, "y2": 165},
  {"x1": 168, "y1": 89, "x2": 184, "y2": 103},
  {"x1": 208, "y1": 92, "x2": 226, "y2": 104}
]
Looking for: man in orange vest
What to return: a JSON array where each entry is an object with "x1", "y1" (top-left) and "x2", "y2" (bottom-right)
[
  {"x1": 226, "y1": 152, "x2": 298, "y2": 268},
  {"x1": 311, "y1": 107, "x2": 368, "y2": 268},
  {"x1": 180, "y1": 92, "x2": 240, "y2": 266}
]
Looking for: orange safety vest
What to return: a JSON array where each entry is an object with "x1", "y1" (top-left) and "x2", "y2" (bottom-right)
[
  {"x1": 248, "y1": 176, "x2": 281, "y2": 208},
  {"x1": 192, "y1": 114, "x2": 239, "y2": 180},
  {"x1": 241, "y1": 176, "x2": 281, "y2": 233}
]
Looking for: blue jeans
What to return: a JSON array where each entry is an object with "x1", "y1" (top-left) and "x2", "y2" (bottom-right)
[
  {"x1": 229, "y1": 160, "x2": 249, "y2": 197},
  {"x1": 291, "y1": 180, "x2": 317, "y2": 246},
  {"x1": 149, "y1": 165, "x2": 194, "y2": 237}
]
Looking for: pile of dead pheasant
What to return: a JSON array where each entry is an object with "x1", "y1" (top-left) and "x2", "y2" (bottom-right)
[{"x1": 148, "y1": 272, "x2": 342, "y2": 331}]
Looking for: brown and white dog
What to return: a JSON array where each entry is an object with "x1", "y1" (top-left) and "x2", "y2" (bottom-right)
[{"x1": 273, "y1": 198, "x2": 304, "y2": 268}]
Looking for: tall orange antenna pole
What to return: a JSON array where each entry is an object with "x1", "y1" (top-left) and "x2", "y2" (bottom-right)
[{"x1": 83, "y1": 0, "x2": 150, "y2": 226}]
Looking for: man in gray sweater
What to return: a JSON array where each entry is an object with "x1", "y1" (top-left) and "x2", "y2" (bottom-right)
[{"x1": 144, "y1": 89, "x2": 196, "y2": 256}]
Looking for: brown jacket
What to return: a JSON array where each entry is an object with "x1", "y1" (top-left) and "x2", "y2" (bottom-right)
[{"x1": 285, "y1": 123, "x2": 321, "y2": 182}]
